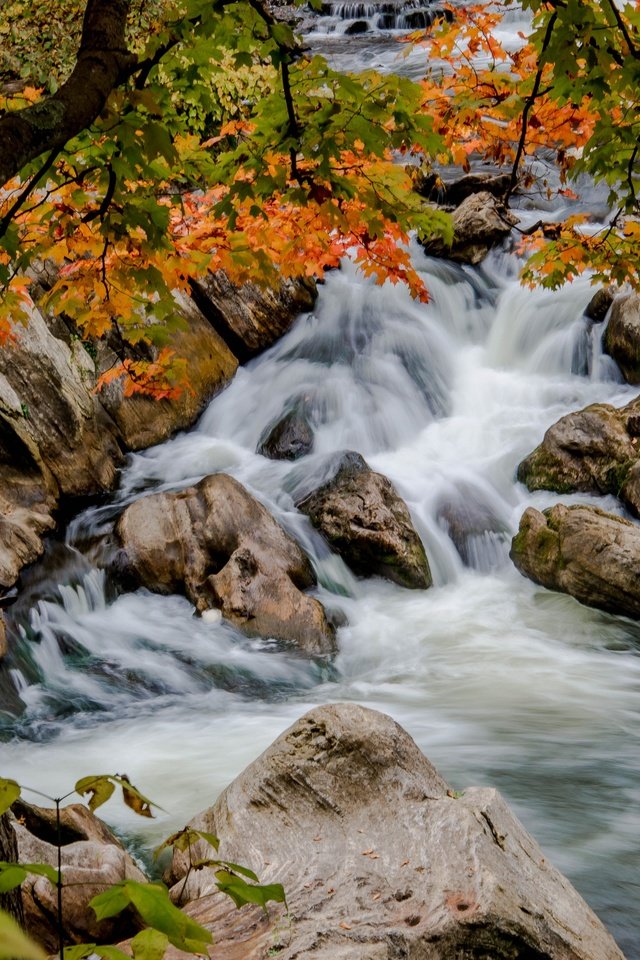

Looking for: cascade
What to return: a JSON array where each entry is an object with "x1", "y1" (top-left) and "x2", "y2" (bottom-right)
[{"x1": 1, "y1": 9, "x2": 638, "y2": 959}]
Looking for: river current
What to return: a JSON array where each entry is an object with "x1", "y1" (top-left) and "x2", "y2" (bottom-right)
[{"x1": 1, "y1": 5, "x2": 639, "y2": 957}]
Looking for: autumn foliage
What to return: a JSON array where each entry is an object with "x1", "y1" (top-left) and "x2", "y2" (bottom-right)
[{"x1": 0, "y1": 0, "x2": 639, "y2": 395}]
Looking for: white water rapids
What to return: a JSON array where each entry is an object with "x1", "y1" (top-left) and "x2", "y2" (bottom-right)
[
  {"x1": 2, "y1": 6, "x2": 640, "y2": 957},
  {"x1": 2, "y1": 247, "x2": 639, "y2": 954}
]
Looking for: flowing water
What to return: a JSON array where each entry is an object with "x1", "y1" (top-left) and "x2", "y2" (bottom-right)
[{"x1": 1, "y1": 4, "x2": 640, "y2": 956}]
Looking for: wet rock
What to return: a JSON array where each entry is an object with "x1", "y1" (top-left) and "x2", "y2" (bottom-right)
[
  {"x1": 257, "y1": 405, "x2": 314, "y2": 460},
  {"x1": 0, "y1": 270, "x2": 311, "y2": 588},
  {"x1": 584, "y1": 286, "x2": 615, "y2": 324},
  {"x1": 517, "y1": 397, "x2": 640, "y2": 516},
  {"x1": 603, "y1": 293, "x2": 640, "y2": 383},
  {"x1": 190, "y1": 272, "x2": 317, "y2": 363},
  {"x1": 511, "y1": 503, "x2": 640, "y2": 620},
  {"x1": 11, "y1": 801, "x2": 145, "y2": 951},
  {"x1": 413, "y1": 169, "x2": 510, "y2": 207},
  {"x1": 167, "y1": 703, "x2": 624, "y2": 960},
  {"x1": 116, "y1": 473, "x2": 335, "y2": 654},
  {"x1": 296, "y1": 451, "x2": 431, "y2": 589},
  {"x1": 421, "y1": 191, "x2": 517, "y2": 265}
]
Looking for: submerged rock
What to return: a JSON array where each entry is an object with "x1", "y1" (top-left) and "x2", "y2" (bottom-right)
[
  {"x1": 517, "y1": 397, "x2": 640, "y2": 516},
  {"x1": 296, "y1": 451, "x2": 431, "y2": 589},
  {"x1": 603, "y1": 293, "x2": 640, "y2": 383},
  {"x1": 167, "y1": 703, "x2": 624, "y2": 960},
  {"x1": 10, "y1": 800, "x2": 144, "y2": 950},
  {"x1": 435, "y1": 483, "x2": 509, "y2": 571},
  {"x1": 257, "y1": 404, "x2": 314, "y2": 460},
  {"x1": 511, "y1": 503, "x2": 640, "y2": 620},
  {"x1": 115, "y1": 473, "x2": 336, "y2": 654},
  {"x1": 421, "y1": 191, "x2": 517, "y2": 265}
]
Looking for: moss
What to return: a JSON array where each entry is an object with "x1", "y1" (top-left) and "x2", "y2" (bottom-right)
[{"x1": 517, "y1": 449, "x2": 578, "y2": 494}]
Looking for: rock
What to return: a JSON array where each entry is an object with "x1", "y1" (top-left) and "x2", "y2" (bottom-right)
[
  {"x1": 511, "y1": 503, "x2": 640, "y2": 620},
  {"x1": 257, "y1": 405, "x2": 314, "y2": 460},
  {"x1": 167, "y1": 703, "x2": 624, "y2": 960},
  {"x1": 413, "y1": 169, "x2": 510, "y2": 207},
  {"x1": 0, "y1": 269, "x2": 310, "y2": 588},
  {"x1": 421, "y1": 191, "x2": 517, "y2": 265},
  {"x1": 115, "y1": 474, "x2": 335, "y2": 654},
  {"x1": 517, "y1": 401, "x2": 637, "y2": 495},
  {"x1": 190, "y1": 272, "x2": 317, "y2": 363},
  {"x1": 584, "y1": 286, "x2": 615, "y2": 324},
  {"x1": 603, "y1": 293, "x2": 640, "y2": 383},
  {"x1": 11, "y1": 800, "x2": 145, "y2": 951},
  {"x1": 96, "y1": 293, "x2": 238, "y2": 451},
  {"x1": 296, "y1": 452, "x2": 431, "y2": 589},
  {"x1": 0, "y1": 304, "x2": 124, "y2": 496},
  {"x1": 517, "y1": 397, "x2": 640, "y2": 516}
]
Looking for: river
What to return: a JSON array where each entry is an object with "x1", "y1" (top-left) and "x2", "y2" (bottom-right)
[{"x1": 1, "y1": 4, "x2": 639, "y2": 956}]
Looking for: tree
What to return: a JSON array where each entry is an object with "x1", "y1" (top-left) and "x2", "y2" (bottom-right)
[
  {"x1": 1, "y1": 0, "x2": 638, "y2": 398},
  {"x1": 0, "y1": 0, "x2": 452, "y2": 395},
  {"x1": 414, "y1": 0, "x2": 640, "y2": 288}
]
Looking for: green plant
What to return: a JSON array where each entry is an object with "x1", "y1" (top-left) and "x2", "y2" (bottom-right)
[{"x1": 0, "y1": 773, "x2": 286, "y2": 959}]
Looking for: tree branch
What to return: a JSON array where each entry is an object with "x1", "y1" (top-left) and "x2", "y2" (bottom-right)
[
  {"x1": 0, "y1": 0, "x2": 136, "y2": 188},
  {"x1": 507, "y1": 11, "x2": 558, "y2": 198}
]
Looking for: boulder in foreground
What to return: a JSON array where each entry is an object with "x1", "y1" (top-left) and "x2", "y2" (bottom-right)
[
  {"x1": 167, "y1": 703, "x2": 624, "y2": 960},
  {"x1": 511, "y1": 503, "x2": 640, "y2": 620},
  {"x1": 115, "y1": 474, "x2": 336, "y2": 654}
]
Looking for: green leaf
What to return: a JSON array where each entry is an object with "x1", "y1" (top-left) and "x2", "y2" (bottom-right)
[
  {"x1": 90, "y1": 882, "x2": 132, "y2": 921},
  {"x1": 14, "y1": 862, "x2": 58, "y2": 885},
  {"x1": 194, "y1": 859, "x2": 258, "y2": 882},
  {"x1": 214, "y1": 870, "x2": 286, "y2": 912},
  {"x1": 62, "y1": 946, "x2": 98, "y2": 960},
  {"x1": 131, "y1": 928, "x2": 170, "y2": 960},
  {"x1": 95, "y1": 947, "x2": 137, "y2": 960},
  {"x1": 75, "y1": 775, "x2": 116, "y2": 812},
  {"x1": 0, "y1": 778, "x2": 20, "y2": 816},
  {"x1": 0, "y1": 865, "x2": 26, "y2": 893},
  {"x1": 0, "y1": 909, "x2": 47, "y2": 960},
  {"x1": 193, "y1": 829, "x2": 220, "y2": 852},
  {"x1": 126, "y1": 882, "x2": 213, "y2": 951}
]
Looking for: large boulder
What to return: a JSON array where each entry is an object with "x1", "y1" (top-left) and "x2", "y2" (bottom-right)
[
  {"x1": 511, "y1": 502, "x2": 640, "y2": 620},
  {"x1": 421, "y1": 191, "x2": 517, "y2": 265},
  {"x1": 296, "y1": 452, "x2": 431, "y2": 589},
  {"x1": 115, "y1": 474, "x2": 336, "y2": 654},
  {"x1": 603, "y1": 293, "x2": 640, "y2": 383},
  {"x1": 0, "y1": 271, "x2": 311, "y2": 595},
  {"x1": 412, "y1": 168, "x2": 510, "y2": 207},
  {"x1": 95, "y1": 293, "x2": 238, "y2": 451},
  {"x1": 9, "y1": 800, "x2": 145, "y2": 951},
  {"x1": 517, "y1": 397, "x2": 640, "y2": 515},
  {"x1": 167, "y1": 703, "x2": 624, "y2": 960},
  {"x1": 190, "y1": 272, "x2": 317, "y2": 363}
]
